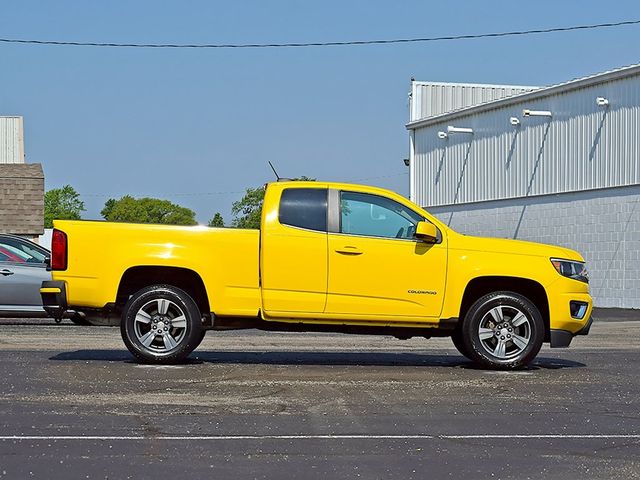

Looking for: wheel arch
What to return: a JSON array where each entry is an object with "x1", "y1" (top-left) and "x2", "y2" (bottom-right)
[
  {"x1": 459, "y1": 276, "x2": 550, "y2": 341},
  {"x1": 116, "y1": 266, "x2": 210, "y2": 316}
]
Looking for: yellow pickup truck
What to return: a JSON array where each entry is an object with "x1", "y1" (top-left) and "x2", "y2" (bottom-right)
[{"x1": 41, "y1": 180, "x2": 592, "y2": 369}]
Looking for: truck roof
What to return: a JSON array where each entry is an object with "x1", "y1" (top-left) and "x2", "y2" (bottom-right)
[{"x1": 267, "y1": 180, "x2": 402, "y2": 198}]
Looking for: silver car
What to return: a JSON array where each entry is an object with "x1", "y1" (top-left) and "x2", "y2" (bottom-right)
[{"x1": 0, "y1": 234, "x2": 51, "y2": 316}]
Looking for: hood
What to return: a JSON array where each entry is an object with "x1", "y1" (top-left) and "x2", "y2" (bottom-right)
[{"x1": 448, "y1": 231, "x2": 585, "y2": 262}]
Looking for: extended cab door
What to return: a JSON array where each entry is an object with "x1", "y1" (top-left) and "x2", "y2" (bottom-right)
[
  {"x1": 261, "y1": 186, "x2": 328, "y2": 315},
  {"x1": 325, "y1": 189, "x2": 446, "y2": 320}
]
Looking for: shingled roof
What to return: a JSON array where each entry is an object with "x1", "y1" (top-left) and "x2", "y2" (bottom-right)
[{"x1": 0, "y1": 163, "x2": 44, "y2": 236}]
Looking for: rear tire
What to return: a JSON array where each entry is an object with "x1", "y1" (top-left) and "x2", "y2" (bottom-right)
[
  {"x1": 197, "y1": 330, "x2": 206, "y2": 347},
  {"x1": 460, "y1": 291, "x2": 544, "y2": 370},
  {"x1": 120, "y1": 284, "x2": 203, "y2": 364}
]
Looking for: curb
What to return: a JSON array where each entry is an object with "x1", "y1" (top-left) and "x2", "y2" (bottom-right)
[{"x1": 592, "y1": 307, "x2": 640, "y2": 322}]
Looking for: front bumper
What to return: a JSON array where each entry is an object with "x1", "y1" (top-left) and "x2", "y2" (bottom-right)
[
  {"x1": 546, "y1": 273, "x2": 593, "y2": 347},
  {"x1": 550, "y1": 315, "x2": 593, "y2": 348},
  {"x1": 40, "y1": 280, "x2": 68, "y2": 319}
]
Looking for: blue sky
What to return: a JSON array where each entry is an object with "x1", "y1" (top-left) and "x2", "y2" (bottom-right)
[{"x1": 2, "y1": 1, "x2": 640, "y2": 224}]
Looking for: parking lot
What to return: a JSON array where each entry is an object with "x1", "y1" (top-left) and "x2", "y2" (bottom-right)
[{"x1": 0, "y1": 316, "x2": 639, "y2": 479}]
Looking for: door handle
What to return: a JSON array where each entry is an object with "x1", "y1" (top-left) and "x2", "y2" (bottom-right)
[
  {"x1": 335, "y1": 246, "x2": 363, "y2": 255},
  {"x1": 0, "y1": 269, "x2": 14, "y2": 276}
]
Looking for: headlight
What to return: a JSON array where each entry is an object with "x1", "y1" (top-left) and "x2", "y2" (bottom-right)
[{"x1": 550, "y1": 258, "x2": 589, "y2": 283}]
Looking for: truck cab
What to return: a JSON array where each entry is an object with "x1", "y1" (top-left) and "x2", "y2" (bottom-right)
[{"x1": 261, "y1": 183, "x2": 447, "y2": 322}]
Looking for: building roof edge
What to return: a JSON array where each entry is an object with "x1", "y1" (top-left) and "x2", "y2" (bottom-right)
[{"x1": 406, "y1": 62, "x2": 640, "y2": 130}]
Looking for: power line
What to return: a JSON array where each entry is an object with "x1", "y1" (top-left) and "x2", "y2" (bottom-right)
[{"x1": 1, "y1": 20, "x2": 639, "y2": 49}]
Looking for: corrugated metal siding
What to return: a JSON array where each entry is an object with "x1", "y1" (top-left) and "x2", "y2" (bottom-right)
[
  {"x1": 412, "y1": 73, "x2": 640, "y2": 208},
  {"x1": 410, "y1": 82, "x2": 538, "y2": 121},
  {"x1": 0, "y1": 117, "x2": 25, "y2": 164}
]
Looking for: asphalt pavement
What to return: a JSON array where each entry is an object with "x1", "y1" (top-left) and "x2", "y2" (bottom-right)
[{"x1": 0, "y1": 316, "x2": 639, "y2": 479}]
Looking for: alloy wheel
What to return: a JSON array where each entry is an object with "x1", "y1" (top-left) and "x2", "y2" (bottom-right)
[
  {"x1": 477, "y1": 305, "x2": 531, "y2": 359},
  {"x1": 133, "y1": 298, "x2": 188, "y2": 353}
]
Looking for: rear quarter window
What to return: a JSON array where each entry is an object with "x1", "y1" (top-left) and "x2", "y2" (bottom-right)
[{"x1": 279, "y1": 188, "x2": 328, "y2": 232}]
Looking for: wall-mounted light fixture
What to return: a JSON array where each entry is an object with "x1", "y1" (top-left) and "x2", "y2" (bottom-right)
[
  {"x1": 437, "y1": 131, "x2": 448, "y2": 139},
  {"x1": 447, "y1": 126, "x2": 474, "y2": 134},
  {"x1": 596, "y1": 97, "x2": 609, "y2": 107},
  {"x1": 403, "y1": 158, "x2": 410, "y2": 166},
  {"x1": 523, "y1": 109, "x2": 552, "y2": 118},
  {"x1": 510, "y1": 117, "x2": 520, "y2": 126}
]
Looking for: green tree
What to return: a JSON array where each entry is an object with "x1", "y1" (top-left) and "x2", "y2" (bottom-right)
[
  {"x1": 44, "y1": 185, "x2": 86, "y2": 228},
  {"x1": 231, "y1": 186, "x2": 265, "y2": 229},
  {"x1": 101, "y1": 196, "x2": 197, "y2": 225},
  {"x1": 208, "y1": 212, "x2": 225, "y2": 227},
  {"x1": 231, "y1": 177, "x2": 315, "y2": 229},
  {"x1": 100, "y1": 198, "x2": 117, "y2": 219}
]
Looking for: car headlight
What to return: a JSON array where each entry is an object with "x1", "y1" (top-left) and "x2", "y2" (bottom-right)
[{"x1": 550, "y1": 258, "x2": 589, "y2": 283}]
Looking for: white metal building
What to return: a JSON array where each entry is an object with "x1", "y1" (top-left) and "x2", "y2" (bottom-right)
[
  {"x1": 407, "y1": 64, "x2": 640, "y2": 309},
  {"x1": 0, "y1": 116, "x2": 25, "y2": 164}
]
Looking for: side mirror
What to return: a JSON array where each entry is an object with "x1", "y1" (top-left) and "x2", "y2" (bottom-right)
[{"x1": 415, "y1": 221, "x2": 438, "y2": 243}]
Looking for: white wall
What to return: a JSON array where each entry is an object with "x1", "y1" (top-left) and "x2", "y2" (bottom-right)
[
  {"x1": 0, "y1": 116, "x2": 25, "y2": 164},
  {"x1": 37, "y1": 229, "x2": 53, "y2": 251}
]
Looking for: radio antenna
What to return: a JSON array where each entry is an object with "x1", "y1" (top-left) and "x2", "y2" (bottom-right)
[{"x1": 268, "y1": 161, "x2": 281, "y2": 180}]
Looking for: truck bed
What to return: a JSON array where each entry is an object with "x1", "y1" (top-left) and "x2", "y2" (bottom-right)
[{"x1": 53, "y1": 220, "x2": 261, "y2": 316}]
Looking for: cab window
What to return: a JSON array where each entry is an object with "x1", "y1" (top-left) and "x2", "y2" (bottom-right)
[
  {"x1": 279, "y1": 188, "x2": 328, "y2": 232},
  {"x1": 340, "y1": 191, "x2": 423, "y2": 240}
]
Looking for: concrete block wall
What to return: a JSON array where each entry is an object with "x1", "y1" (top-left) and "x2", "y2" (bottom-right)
[{"x1": 427, "y1": 185, "x2": 640, "y2": 309}]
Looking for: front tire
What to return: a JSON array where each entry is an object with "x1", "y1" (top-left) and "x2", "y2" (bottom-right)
[
  {"x1": 451, "y1": 328, "x2": 471, "y2": 360},
  {"x1": 460, "y1": 291, "x2": 544, "y2": 369},
  {"x1": 120, "y1": 284, "x2": 203, "y2": 364}
]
